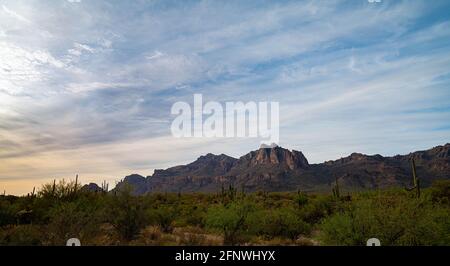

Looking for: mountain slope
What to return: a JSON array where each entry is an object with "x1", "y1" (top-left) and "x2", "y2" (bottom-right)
[{"x1": 113, "y1": 143, "x2": 450, "y2": 194}]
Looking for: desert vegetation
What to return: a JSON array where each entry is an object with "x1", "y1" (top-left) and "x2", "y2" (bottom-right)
[{"x1": 0, "y1": 179, "x2": 449, "y2": 246}]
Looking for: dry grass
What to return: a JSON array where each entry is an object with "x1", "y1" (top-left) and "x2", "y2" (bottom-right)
[{"x1": 130, "y1": 226, "x2": 223, "y2": 246}]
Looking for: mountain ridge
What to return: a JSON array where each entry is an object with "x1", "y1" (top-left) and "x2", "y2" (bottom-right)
[{"x1": 112, "y1": 143, "x2": 450, "y2": 194}]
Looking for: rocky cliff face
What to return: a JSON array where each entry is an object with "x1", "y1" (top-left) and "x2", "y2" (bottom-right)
[
  {"x1": 237, "y1": 147, "x2": 309, "y2": 170},
  {"x1": 112, "y1": 143, "x2": 450, "y2": 195}
]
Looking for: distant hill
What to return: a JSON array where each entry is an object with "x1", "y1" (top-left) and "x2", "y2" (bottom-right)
[{"x1": 112, "y1": 143, "x2": 450, "y2": 194}]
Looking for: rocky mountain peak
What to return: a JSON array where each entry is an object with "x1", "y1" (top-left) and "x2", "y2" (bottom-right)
[
  {"x1": 429, "y1": 144, "x2": 450, "y2": 158},
  {"x1": 242, "y1": 146, "x2": 309, "y2": 170}
]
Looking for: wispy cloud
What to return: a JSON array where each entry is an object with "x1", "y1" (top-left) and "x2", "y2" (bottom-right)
[
  {"x1": 0, "y1": 0, "x2": 450, "y2": 194},
  {"x1": 2, "y1": 5, "x2": 30, "y2": 24}
]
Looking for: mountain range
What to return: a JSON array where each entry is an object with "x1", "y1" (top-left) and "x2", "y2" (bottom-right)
[{"x1": 89, "y1": 143, "x2": 450, "y2": 195}]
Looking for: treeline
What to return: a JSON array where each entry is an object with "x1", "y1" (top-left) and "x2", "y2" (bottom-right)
[{"x1": 0, "y1": 179, "x2": 449, "y2": 246}]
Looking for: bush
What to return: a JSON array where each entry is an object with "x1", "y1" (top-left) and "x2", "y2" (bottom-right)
[
  {"x1": 296, "y1": 192, "x2": 309, "y2": 208},
  {"x1": 106, "y1": 187, "x2": 147, "y2": 241},
  {"x1": 249, "y1": 207, "x2": 310, "y2": 240},
  {"x1": 0, "y1": 225, "x2": 43, "y2": 246},
  {"x1": 206, "y1": 200, "x2": 255, "y2": 245},
  {"x1": 430, "y1": 180, "x2": 450, "y2": 204},
  {"x1": 299, "y1": 195, "x2": 334, "y2": 224},
  {"x1": 177, "y1": 205, "x2": 207, "y2": 228},
  {"x1": 46, "y1": 199, "x2": 102, "y2": 245},
  {"x1": 38, "y1": 179, "x2": 79, "y2": 199},
  {"x1": 0, "y1": 199, "x2": 17, "y2": 226},
  {"x1": 319, "y1": 194, "x2": 450, "y2": 246},
  {"x1": 147, "y1": 205, "x2": 177, "y2": 233},
  {"x1": 131, "y1": 225, "x2": 164, "y2": 245}
]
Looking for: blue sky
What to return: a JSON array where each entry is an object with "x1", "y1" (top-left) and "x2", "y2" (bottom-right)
[{"x1": 0, "y1": 0, "x2": 450, "y2": 194}]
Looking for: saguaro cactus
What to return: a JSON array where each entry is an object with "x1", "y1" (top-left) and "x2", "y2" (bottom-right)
[
  {"x1": 228, "y1": 184, "x2": 237, "y2": 200},
  {"x1": 405, "y1": 158, "x2": 421, "y2": 198},
  {"x1": 101, "y1": 180, "x2": 109, "y2": 193},
  {"x1": 74, "y1": 174, "x2": 78, "y2": 193},
  {"x1": 332, "y1": 176, "x2": 340, "y2": 199},
  {"x1": 52, "y1": 179, "x2": 56, "y2": 196}
]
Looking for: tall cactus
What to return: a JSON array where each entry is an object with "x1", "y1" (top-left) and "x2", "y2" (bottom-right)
[
  {"x1": 405, "y1": 158, "x2": 421, "y2": 198},
  {"x1": 332, "y1": 176, "x2": 340, "y2": 199},
  {"x1": 101, "y1": 180, "x2": 109, "y2": 193},
  {"x1": 228, "y1": 184, "x2": 237, "y2": 200},
  {"x1": 74, "y1": 174, "x2": 78, "y2": 194},
  {"x1": 52, "y1": 179, "x2": 56, "y2": 196}
]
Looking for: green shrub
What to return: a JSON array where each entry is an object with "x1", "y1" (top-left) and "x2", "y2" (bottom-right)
[
  {"x1": 206, "y1": 200, "x2": 255, "y2": 245},
  {"x1": 38, "y1": 179, "x2": 79, "y2": 199},
  {"x1": 319, "y1": 194, "x2": 450, "y2": 246},
  {"x1": 176, "y1": 205, "x2": 207, "y2": 228},
  {"x1": 296, "y1": 192, "x2": 309, "y2": 208},
  {"x1": 46, "y1": 198, "x2": 102, "y2": 245},
  {"x1": 106, "y1": 187, "x2": 147, "y2": 241},
  {"x1": 147, "y1": 205, "x2": 177, "y2": 233},
  {"x1": 430, "y1": 180, "x2": 450, "y2": 204},
  {"x1": 0, "y1": 200, "x2": 17, "y2": 226},
  {"x1": 249, "y1": 207, "x2": 310, "y2": 240},
  {"x1": 299, "y1": 195, "x2": 334, "y2": 224}
]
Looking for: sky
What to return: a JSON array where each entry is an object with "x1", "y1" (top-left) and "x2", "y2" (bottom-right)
[{"x1": 1, "y1": 0, "x2": 450, "y2": 195}]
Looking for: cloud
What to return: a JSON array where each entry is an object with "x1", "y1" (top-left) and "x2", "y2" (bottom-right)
[
  {"x1": 2, "y1": 5, "x2": 30, "y2": 23},
  {"x1": 0, "y1": 0, "x2": 450, "y2": 194},
  {"x1": 146, "y1": 50, "x2": 165, "y2": 60},
  {"x1": 0, "y1": 42, "x2": 66, "y2": 94},
  {"x1": 68, "y1": 43, "x2": 94, "y2": 56}
]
